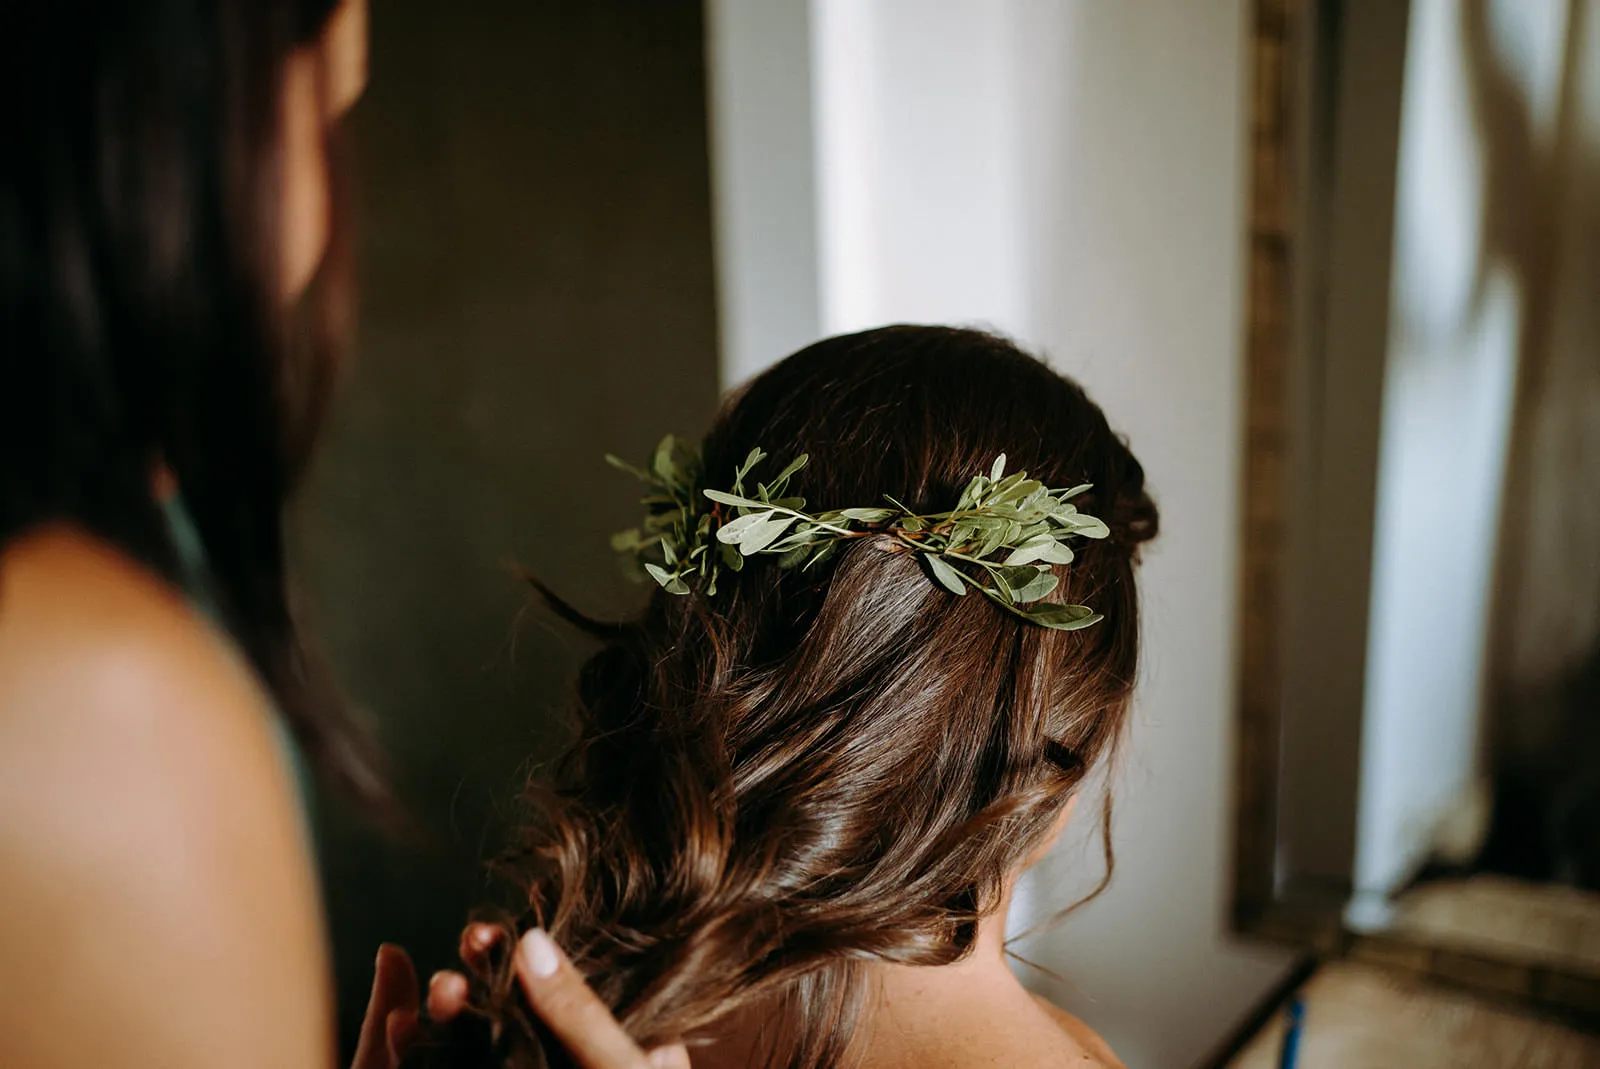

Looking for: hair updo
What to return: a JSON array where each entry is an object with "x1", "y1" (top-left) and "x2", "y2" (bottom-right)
[{"x1": 426, "y1": 325, "x2": 1158, "y2": 1068}]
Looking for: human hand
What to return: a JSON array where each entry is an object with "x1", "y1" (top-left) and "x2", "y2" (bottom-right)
[
  {"x1": 423, "y1": 924, "x2": 690, "y2": 1069},
  {"x1": 351, "y1": 943, "x2": 424, "y2": 1069},
  {"x1": 416, "y1": 923, "x2": 495, "y2": 1026}
]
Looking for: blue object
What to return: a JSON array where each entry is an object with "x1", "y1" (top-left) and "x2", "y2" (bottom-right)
[{"x1": 1277, "y1": 995, "x2": 1305, "y2": 1069}]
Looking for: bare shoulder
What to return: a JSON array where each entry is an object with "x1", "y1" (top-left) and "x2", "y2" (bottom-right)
[
  {"x1": 0, "y1": 526, "x2": 328, "y2": 1067},
  {"x1": 863, "y1": 967, "x2": 1126, "y2": 1069},
  {"x1": 0, "y1": 525, "x2": 286, "y2": 808},
  {"x1": 0, "y1": 524, "x2": 252, "y2": 706},
  {"x1": 1031, "y1": 995, "x2": 1127, "y2": 1069}
]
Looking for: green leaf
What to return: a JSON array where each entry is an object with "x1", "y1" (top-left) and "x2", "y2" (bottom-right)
[
  {"x1": 716, "y1": 510, "x2": 775, "y2": 544},
  {"x1": 956, "y1": 475, "x2": 987, "y2": 511},
  {"x1": 946, "y1": 520, "x2": 980, "y2": 552},
  {"x1": 838, "y1": 507, "x2": 896, "y2": 523},
  {"x1": 644, "y1": 563, "x2": 690, "y2": 595},
  {"x1": 1059, "y1": 483, "x2": 1093, "y2": 500},
  {"x1": 1065, "y1": 515, "x2": 1111, "y2": 539},
  {"x1": 1016, "y1": 521, "x2": 1051, "y2": 541},
  {"x1": 804, "y1": 540, "x2": 840, "y2": 571},
  {"x1": 995, "y1": 564, "x2": 1040, "y2": 587},
  {"x1": 990, "y1": 454, "x2": 1007, "y2": 481},
  {"x1": 767, "y1": 528, "x2": 826, "y2": 555},
  {"x1": 978, "y1": 520, "x2": 1012, "y2": 558},
  {"x1": 1019, "y1": 603, "x2": 1101, "y2": 631},
  {"x1": 704, "y1": 488, "x2": 764, "y2": 510},
  {"x1": 609, "y1": 528, "x2": 643, "y2": 552},
  {"x1": 738, "y1": 514, "x2": 798, "y2": 554},
  {"x1": 733, "y1": 447, "x2": 767, "y2": 492},
  {"x1": 1036, "y1": 540, "x2": 1076, "y2": 565},
  {"x1": 989, "y1": 567, "x2": 1017, "y2": 604},
  {"x1": 771, "y1": 453, "x2": 810, "y2": 486},
  {"x1": 1009, "y1": 568, "x2": 1060, "y2": 604},
  {"x1": 990, "y1": 472, "x2": 1027, "y2": 499},
  {"x1": 776, "y1": 545, "x2": 811, "y2": 569},
  {"x1": 1003, "y1": 533, "x2": 1058, "y2": 566},
  {"x1": 605, "y1": 454, "x2": 652, "y2": 481},
  {"x1": 652, "y1": 435, "x2": 681, "y2": 482},
  {"x1": 902, "y1": 515, "x2": 926, "y2": 533},
  {"x1": 992, "y1": 478, "x2": 1044, "y2": 507},
  {"x1": 927, "y1": 555, "x2": 969, "y2": 596},
  {"x1": 720, "y1": 541, "x2": 744, "y2": 571}
]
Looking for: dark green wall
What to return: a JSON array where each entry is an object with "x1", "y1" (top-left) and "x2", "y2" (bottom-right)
[{"x1": 289, "y1": 1, "x2": 718, "y2": 1052}]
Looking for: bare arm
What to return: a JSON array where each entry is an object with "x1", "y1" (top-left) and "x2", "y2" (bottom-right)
[{"x1": 0, "y1": 529, "x2": 332, "y2": 1067}]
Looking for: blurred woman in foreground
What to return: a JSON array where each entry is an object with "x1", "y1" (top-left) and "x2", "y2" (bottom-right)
[{"x1": 0, "y1": 2, "x2": 668, "y2": 1065}]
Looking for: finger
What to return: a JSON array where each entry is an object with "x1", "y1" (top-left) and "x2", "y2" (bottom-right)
[
  {"x1": 353, "y1": 944, "x2": 420, "y2": 1069},
  {"x1": 646, "y1": 1045, "x2": 692, "y2": 1069},
  {"x1": 514, "y1": 928, "x2": 652, "y2": 1069},
  {"x1": 377, "y1": 943, "x2": 421, "y2": 1013},
  {"x1": 458, "y1": 922, "x2": 501, "y2": 970},
  {"x1": 385, "y1": 1008, "x2": 421, "y2": 1067},
  {"x1": 426, "y1": 970, "x2": 471, "y2": 1023},
  {"x1": 385, "y1": 1009, "x2": 421, "y2": 1067}
]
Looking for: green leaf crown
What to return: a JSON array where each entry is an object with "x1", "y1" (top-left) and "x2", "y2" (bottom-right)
[{"x1": 606, "y1": 436, "x2": 1111, "y2": 631}]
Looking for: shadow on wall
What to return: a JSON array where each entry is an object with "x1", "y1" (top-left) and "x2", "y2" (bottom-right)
[{"x1": 288, "y1": 0, "x2": 720, "y2": 1055}]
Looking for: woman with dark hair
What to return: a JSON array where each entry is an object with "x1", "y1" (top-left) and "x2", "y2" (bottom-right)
[
  {"x1": 426, "y1": 326, "x2": 1155, "y2": 1068},
  {"x1": 0, "y1": 3, "x2": 665, "y2": 1066}
]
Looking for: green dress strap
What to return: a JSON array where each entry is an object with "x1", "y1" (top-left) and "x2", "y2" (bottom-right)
[{"x1": 159, "y1": 495, "x2": 319, "y2": 839}]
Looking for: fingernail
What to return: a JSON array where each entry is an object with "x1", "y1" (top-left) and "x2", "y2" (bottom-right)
[
  {"x1": 648, "y1": 1049, "x2": 682, "y2": 1068},
  {"x1": 428, "y1": 970, "x2": 448, "y2": 991},
  {"x1": 519, "y1": 928, "x2": 560, "y2": 978}
]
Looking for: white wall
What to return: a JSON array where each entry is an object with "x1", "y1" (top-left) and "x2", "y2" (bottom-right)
[
  {"x1": 709, "y1": 3, "x2": 1293, "y2": 1065},
  {"x1": 811, "y1": 0, "x2": 1028, "y2": 334},
  {"x1": 705, "y1": 0, "x2": 823, "y2": 386},
  {"x1": 999, "y1": 6, "x2": 1295, "y2": 1067},
  {"x1": 1352, "y1": 0, "x2": 1569, "y2": 902}
]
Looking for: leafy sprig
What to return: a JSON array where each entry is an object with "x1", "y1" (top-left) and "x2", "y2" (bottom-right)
[{"x1": 607, "y1": 437, "x2": 1110, "y2": 631}]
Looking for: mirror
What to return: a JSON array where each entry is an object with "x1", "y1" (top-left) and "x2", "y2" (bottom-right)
[{"x1": 1234, "y1": 0, "x2": 1600, "y2": 1022}]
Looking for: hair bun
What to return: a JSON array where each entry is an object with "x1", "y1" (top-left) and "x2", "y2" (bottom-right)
[{"x1": 1110, "y1": 492, "x2": 1159, "y2": 546}]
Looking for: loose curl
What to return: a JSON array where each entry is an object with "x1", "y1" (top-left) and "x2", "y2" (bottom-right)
[{"x1": 417, "y1": 326, "x2": 1158, "y2": 1068}]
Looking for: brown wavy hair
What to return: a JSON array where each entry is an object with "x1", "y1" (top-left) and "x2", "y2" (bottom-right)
[{"x1": 427, "y1": 325, "x2": 1158, "y2": 1068}]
